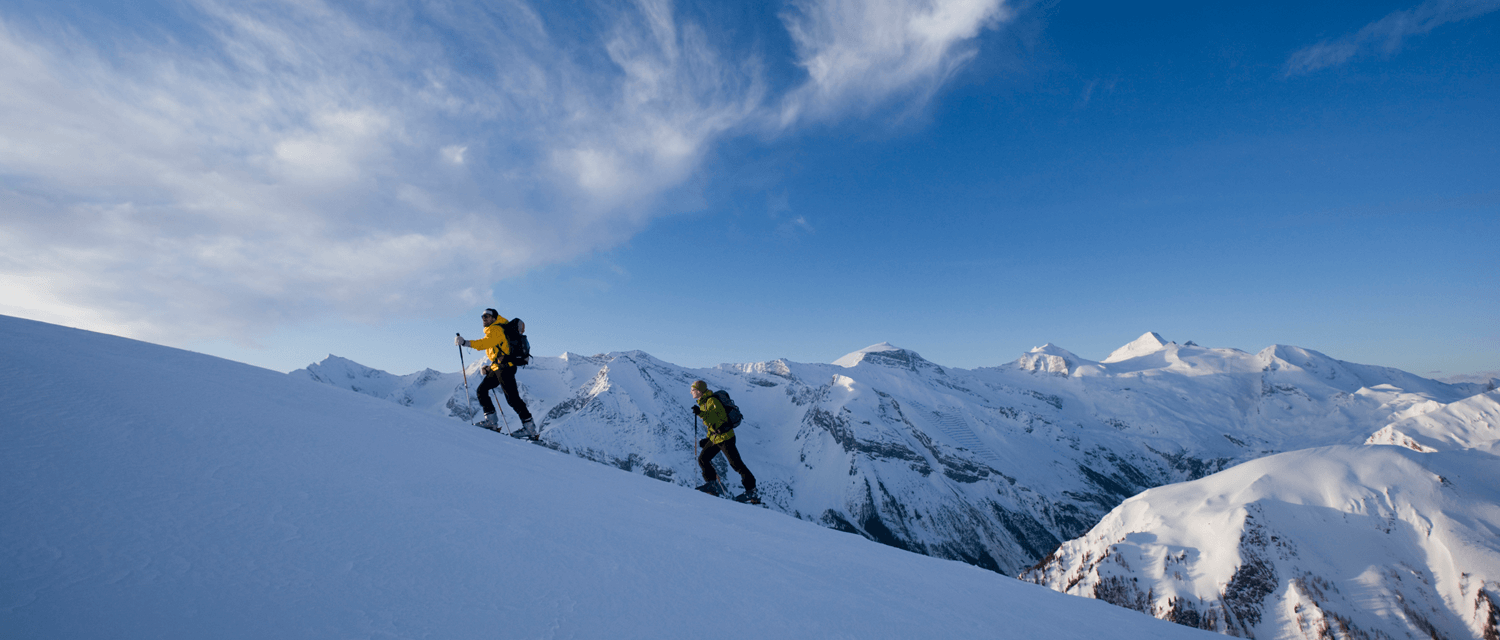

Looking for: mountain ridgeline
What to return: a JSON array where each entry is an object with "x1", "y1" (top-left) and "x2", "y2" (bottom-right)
[{"x1": 295, "y1": 333, "x2": 1497, "y2": 577}]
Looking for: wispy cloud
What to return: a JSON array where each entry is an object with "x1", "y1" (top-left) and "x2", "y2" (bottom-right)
[
  {"x1": 779, "y1": 0, "x2": 1009, "y2": 124},
  {"x1": 0, "y1": 0, "x2": 1010, "y2": 345},
  {"x1": 1285, "y1": 0, "x2": 1500, "y2": 76}
]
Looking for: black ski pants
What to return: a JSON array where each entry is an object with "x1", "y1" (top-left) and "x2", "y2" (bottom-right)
[
  {"x1": 478, "y1": 365, "x2": 532, "y2": 422},
  {"x1": 698, "y1": 436, "x2": 755, "y2": 492}
]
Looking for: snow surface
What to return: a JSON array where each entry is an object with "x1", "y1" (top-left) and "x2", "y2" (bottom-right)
[{"x1": 0, "y1": 315, "x2": 1219, "y2": 639}]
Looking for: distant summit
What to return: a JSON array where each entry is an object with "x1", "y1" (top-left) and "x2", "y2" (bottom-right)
[
  {"x1": 833, "y1": 342, "x2": 912, "y2": 368},
  {"x1": 1102, "y1": 332, "x2": 1173, "y2": 363},
  {"x1": 1015, "y1": 344, "x2": 1087, "y2": 376}
]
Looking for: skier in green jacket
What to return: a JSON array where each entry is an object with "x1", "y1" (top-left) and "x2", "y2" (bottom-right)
[{"x1": 691, "y1": 380, "x2": 758, "y2": 504}]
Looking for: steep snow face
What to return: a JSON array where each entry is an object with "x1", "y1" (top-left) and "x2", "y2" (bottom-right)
[
  {"x1": 295, "y1": 334, "x2": 1492, "y2": 577},
  {"x1": 1103, "y1": 332, "x2": 1173, "y2": 363},
  {"x1": 0, "y1": 314, "x2": 1230, "y2": 640},
  {"x1": 1021, "y1": 445, "x2": 1500, "y2": 640}
]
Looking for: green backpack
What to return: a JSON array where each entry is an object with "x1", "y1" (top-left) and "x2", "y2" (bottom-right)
[{"x1": 713, "y1": 390, "x2": 743, "y2": 429}]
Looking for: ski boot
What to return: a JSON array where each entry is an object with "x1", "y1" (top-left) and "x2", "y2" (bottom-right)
[
  {"x1": 474, "y1": 413, "x2": 500, "y2": 431},
  {"x1": 510, "y1": 418, "x2": 540, "y2": 441}
]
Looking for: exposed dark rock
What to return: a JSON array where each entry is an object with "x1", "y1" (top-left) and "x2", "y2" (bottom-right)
[
  {"x1": 1223, "y1": 513, "x2": 1278, "y2": 634},
  {"x1": 1093, "y1": 574, "x2": 1151, "y2": 614},
  {"x1": 990, "y1": 504, "x2": 1061, "y2": 562},
  {"x1": 1479, "y1": 588, "x2": 1498, "y2": 640}
]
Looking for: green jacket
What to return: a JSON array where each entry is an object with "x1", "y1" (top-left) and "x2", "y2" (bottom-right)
[{"x1": 696, "y1": 392, "x2": 734, "y2": 444}]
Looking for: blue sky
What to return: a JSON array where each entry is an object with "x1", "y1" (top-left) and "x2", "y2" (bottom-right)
[{"x1": 1, "y1": 0, "x2": 1496, "y2": 378}]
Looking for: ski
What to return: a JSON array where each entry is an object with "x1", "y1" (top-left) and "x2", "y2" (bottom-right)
[{"x1": 694, "y1": 481, "x2": 763, "y2": 506}]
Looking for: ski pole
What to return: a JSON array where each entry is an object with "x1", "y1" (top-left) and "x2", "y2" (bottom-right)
[
  {"x1": 498, "y1": 389, "x2": 516, "y2": 434},
  {"x1": 691, "y1": 414, "x2": 699, "y2": 490},
  {"x1": 457, "y1": 333, "x2": 473, "y2": 416}
]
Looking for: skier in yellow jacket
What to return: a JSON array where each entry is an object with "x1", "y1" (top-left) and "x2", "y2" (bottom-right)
[{"x1": 456, "y1": 308, "x2": 537, "y2": 439}]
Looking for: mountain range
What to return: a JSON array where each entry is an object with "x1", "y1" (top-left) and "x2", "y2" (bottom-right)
[{"x1": 296, "y1": 331, "x2": 1499, "y2": 584}]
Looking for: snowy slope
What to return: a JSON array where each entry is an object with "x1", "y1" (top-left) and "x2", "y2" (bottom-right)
[
  {"x1": 297, "y1": 332, "x2": 1496, "y2": 576},
  {"x1": 1365, "y1": 390, "x2": 1500, "y2": 453},
  {"x1": 0, "y1": 314, "x2": 1221, "y2": 639},
  {"x1": 1020, "y1": 444, "x2": 1500, "y2": 640}
]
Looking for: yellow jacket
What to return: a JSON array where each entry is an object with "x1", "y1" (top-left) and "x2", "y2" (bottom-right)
[{"x1": 466, "y1": 315, "x2": 512, "y2": 372}]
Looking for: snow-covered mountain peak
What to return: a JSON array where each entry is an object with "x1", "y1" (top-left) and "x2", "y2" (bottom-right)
[
  {"x1": 1103, "y1": 332, "x2": 1174, "y2": 363},
  {"x1": 1016, "y1": 343, "x2": 1089, "y2": 376},
  {"x1": 297, "y1": 354, "x2": 373, "y2": 377},
  {"x1": 293, "y1": 354, "x2": 440, "y2": 393},
  {"x1": 560, "y1": 351, "x2": 609, "y2": 365},
  {"x1": 291, "y1": 354, "x2": 462, "y2": 415},
  {"x1": 1256, "y1": 344, "x2": 1322, "y2": 368},
  {"x1": 1030, "y1": 343, "x2": 1081, "y2": 358},
  {"x1": 833, "y1": 342, "x2": 934, "y2": 371},
  {"x1": 833, "y1": 342, "x2": 902, "y2": 367}
]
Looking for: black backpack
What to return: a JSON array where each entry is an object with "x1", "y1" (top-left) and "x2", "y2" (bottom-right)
[
  {"x1": 502, "y1": 318, "x2": 531, "y2": 366},
  {"x1": 713, "y1": 390, "x2": 743, "y2": 429}
]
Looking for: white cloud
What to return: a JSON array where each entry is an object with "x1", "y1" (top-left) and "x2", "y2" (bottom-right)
[
  {"x1": 0, "y1": 0, "x2": 1011, "y2": 346},
  {"x1": 778, "y1": 0, "x2": 1009, "y2": 124},
  {"x1": 441, "y1": 145, "x2": 468, "y2": 165},
  {"x1": 1286, "y1": 0, "x2": 1500, "y2": 75}
]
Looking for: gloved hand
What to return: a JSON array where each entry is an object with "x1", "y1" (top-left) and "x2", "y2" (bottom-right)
[
  {"x1": 698, "y1": 438, "x2": 710, "y2": 449},
  {"x1": 691, "y1": 405, "x2": 702, "y2": 416},
  {"x1": 455, "y1": 335, "x2": 468, "y2": 347}
]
